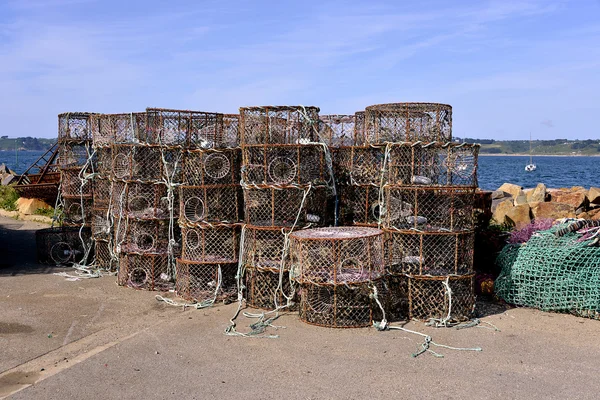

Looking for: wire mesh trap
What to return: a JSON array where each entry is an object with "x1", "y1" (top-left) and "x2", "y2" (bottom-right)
[
  {"x1": 175, "y1": 259, "x2": 237, "y2": 303},
  {"x1": 117, "y1": 252, "x2": 173, "y2": 291},
  {"x1": 146, "y1": 108, "x2": 224, "y2": 148},
  {"x1": 288, "y1": 227, "x2": 385, "y2": 286},
  {"x1": 239, "y1": 106, "x2": 320, "y2": 145},
  {"x1": 298, "y1": 281, "x2": 381, "y2": 328},
  {"x1": 353, "y1": 111, "x2": 365, "y2": 146},
  {"x1": 62, "y1": 195, "x2": 93, "y2": 226},
  {"x1": 244, "y1": 266, "x2": 296, "y2": 311},
  {"x1": 94, "y1": 239, "x2": 117, "y2": 271},
  {"x1": 95, "y1": 146, "x2": 113, "y2": 179},
  {"x1": 181, "y1": 225, "x2": 239, "y2": 263},
  {"x1": 408, "y1": 274, "x2": 475, "y2": 322},
  {"x1": 111, "y1": 144, "x2": 181, "y2": 183},
  {"x1": 341, "y1": 184, "x2": 381, "y2": 227},
  {"x1": 181, "y1": 148, "x2": 241, "y2": 186},
  {"x1": 114, "y1": 218, "x2": 171, "y2": 254},
  {"x1": 90, "y1": 112, "x2": 148, "y2": 146},
  {"x1": 92, "y1": 177, "x2": 112, "y2": 209},
  {"x1": 332, "y1": 146, "x2": 385, "y2": 185},
  {"x1": 60, "y1": 167, "x2": 93, "y2": 197},
  {"x1": 58, "y1": 142, "x2": 94, "y2": 168},
  {"x1": 382, "y1": 275, "x2": 409, "y2": 322},
  {"x1": 382, "y1": 186, "x2": 475, "y2": 232},
  {"x1": 241, "y1": 225, "x2": 292, "y2": 270},
  {"x1": 58, "y1": 112, "x2": 94, "y2": 142},
  {"x1": 385, "y1": 230, "x2": 474, "y2": 276},
  {"x1": 92, "y1": 208, "x2": 112, "y2": 241},
  {"x1": 318, "y1": 114, "x2": 357, "y2": 147},
  {"x1": 111, "y1": 181, "x2": 177, "y2": 220},
  {"x1": 36, "y1": 226, "x2": 91, "y2": 265},
  {"x1": 243, "y1": 185, "x2": 329, "y2": 227},
  {"x1": 363, "y1": 103, "x2": 452, "y2": 144},
  {"x1": 386, "y1": 143, "x2": 479, "y2": 187},
  {"x1": 223, "y1": 114, "x2": 240, "y2": 148},
  {"x1": 179, "y1": 185, "x2": 243, "y2": 225},
  {"x1": 242, "y1": 144, "x2": 330, "y2": 186}
]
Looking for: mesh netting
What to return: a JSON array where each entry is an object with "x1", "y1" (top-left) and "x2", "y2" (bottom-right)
[
  {"x1": 241, "y1": 225, "x2": 291, "y2": 270},
  {"x1": 90, "y1": 112, "x2": 148, "y2": 146},
  {"x1": 117, "y1": 252, "x2": 173, "y2": 291},
  {"x1": 318, "y1": 115, "x2": 356, "y2": 147},
  {"x1": 175, "y1": 259, "x2": 237, "y2": 303},
  {"x1": 91, "y1": 208, "x2": 112, "y2": 241},
  {"x1": 181, "y1": 226, "x2": 239, "y2": 263},
  {"x1": 382, "y1": 186, "x2": 475, "y2": 232},
  {"x1": 223, "y1": 114, "x2": 240, "y2": 148},
  {"x1": 115, "y1": 218, "x2": 171, "y2": 254},
  {"x1": 332, "y1": 146, "x2": 384, "y2": 185},
  {"x1": 58, "y1": 112, "x2": 94, "y2": 142},
  {"x1": 382, "y1": 275, "x2": 409, "y2": 322},
  {"x1": 179, "y1": 185, "x2": 243, "y2": 224},
  {"x1": 58, "y1": 142, "x2": 94, "y2": 168},
  {"x1": 244, "y1": 266, "x2": 296, "y2": 310},
  {"x1": 408, "y1": 275, "x2": 475, "y2": 322},
  {"x1": 62, "y1": 195, "x2": 93, "y2": 226},
  {"x1": 36, "y1": 226, "x2": 91, "y2": 265},
  {"x1": 385, "y1": 230, "x2": 474, "y2": 276},
  {"x1": 60, "y1": 167, "x2": 93, "y2": 197},
  {"x1": 94, "y1": 239, "x2": 117, "y2": 271},
  {"x1": 181, "y1": 149, "x2": 241, "y2": 185},
  {"x1": 95, "y1": 146, "x2": 112, "y2": 178},
  {"x1": 239, "y1": 106, "x2": 320, "y2": 145},
  {"x1": 146, "y1": 108, "x2": 225, "y2": 148},
  {"x1": 111, "y1": 144, "x2": 181, "y2": 183},
  {"x1": 242, "y1": 144, "x2": 329, "y2": 186},
  {"x1": 288, "y1": 227, "x2": 385, "y2": 285},
  {"x1": 363, "y1": 103, "x2": 452, "y2": 144},
  {"x1": 495, "y1": 225, "x2": 600, "y2": 319},
  {"x1": 111, "y1": 181, "x2": 176, "y2": 219},
  {"x1": 353, "y1": 111, "x2": 365, "y2": 146},
  {"x1": 341, "y1": 184, "x2": 380, "y2": 226},
  {"x1": 243, "y1": 185, "x2": 329, "y2": 227},
  {"x1": 92, "y1": 177, "x2": 112, "y2": 209}
]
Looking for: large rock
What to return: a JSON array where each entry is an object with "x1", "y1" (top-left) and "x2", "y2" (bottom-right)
[
  {"x1": 588, "y1": 187, "x2": 600, "y2": 204},
  {"x1": 492, "y1": 199, "x2": 514, "y2": 224},
  {"x1": 491, "y1": 190, "x2": 506, "y2": 200},
  {"x1": 551, "y1": 191, "x2": 588, "y2": 209},
  {"x1": 16, "y1": 197, "x2": 52, "y2": 215},
  {"x1": 1, "y1": 174, "x2": 17, "y2": 186},
  {"x1": 497, "y1": 183, "x2": 523, "y2": 198},
  {"x1": 505, "y1": 204, "x2": 531, "y2": 228},
  {"x1": 589, "y1": 208, "x2": 600, "y2": 221},
  {"x1": 531, "y1": 202, "x2": 575, "y2": 220},
  {"x1": 514, "y1": 190, "x2": 528, "y2": 206},
  {"x1": 527, "y1": 183, "x2": 547, "y2": 203}
]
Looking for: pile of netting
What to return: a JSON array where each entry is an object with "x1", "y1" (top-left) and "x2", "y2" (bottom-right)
[{"x1": 495, "y1": 220, "x2": 600, "y2": 319}]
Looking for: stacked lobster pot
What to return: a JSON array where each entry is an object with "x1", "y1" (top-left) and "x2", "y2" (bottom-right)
[
  {"x1": 174, "y1": 111, "x2": 243, "y2": 304},
  {"x1": 239, "y1": 106, "x2": 333, "y2": 310},
  {"x1": 366, "y1": 103, "x2": 479, "y2": 323}
]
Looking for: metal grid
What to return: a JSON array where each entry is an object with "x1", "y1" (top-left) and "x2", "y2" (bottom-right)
[
  {"x1": 243, "y1": 185, "x2": 329, "y2": 227},
  {"x1": 408, "y1": 275, "x2": 475, "y2": 322},
  {"x1": 385, "y1": 230, "x2": 474, "y2": 276},
  {"x1": 181, "y1": 148, "x2": 241, "y2": 186},
  {"x1": 242, "y1": 144, "x2": 329, "y2": 186},
  {"x1": 58, "y1": 142, "x2": 94, "y2": 168},
  {"x1": 179, "y1": 185, "x2": 243, "y2": 225},
  {"x1": 382, "y1": 186, "x2": 475, "y2": 232},
  {"x1": 111, "y1": 181, "x2": 176, "y2": 220},
  {"x1": 318, "y1": 114, "x2": 356, "y2": 147},
  {"x1": 181, "y1": 225, "x2": 239, "y2": 263},
  {"x1": 90, "y1": 112, "x2": 148, "y2": 146},
  {"x1": 36, "y1": 226, "x2": 91, "y2": 265},
  {"x1": 111, "y1": 144, "x2": 181, "y2": 183},
  {"x1": 289, "y1": 227, "x2": 385, "y2": 286},
  {"x1": 94, "y1": 239, "x2": 117, "y2": 271},
  {"x1": 58, "y1": 112, "x2": 94, "y2": 142},
  {"x1": 115, "y1": 218, "x2": 171, "y2": 254},
  {"x1": 60, "y1": 167, "x2": 93, "y2": 197},
  {"x1": 341, "y1": 184, "x2": 381, "y2": 227},
  {"x1": 92, "y1": 176, "x2": 112, "y2": 209},
  {"x1": 239, "y1": 106, "x2": 320, "y2": 145},
  {"x1": 91, "y1": 208, "x2": 112, "y2": 241},
  {"x1": 62, "y1": 195, "x2": 93, "y2": 226},
  {"x1": 386, "y1": 143, "x2": 479, "y2": 187},
  {"x1": 244, "y1": 266, "x2": 296, "y2": 311},
  {"x1": 175, "y1": 259, "x2": 237, "y2": 303},
  {"x1": 332, "y1": 146, "x2": 385, "y2": 185},
  {"x1": 146, "y1": 108, "x2": 224, "y2": 148},
  {"x1": 117, "y1": 252, "x2": 173, "y2": 291},
  {"x1": 363, "y1": 103, "x2": 452, "y2": 144},
  {"x1": 241, "y1": 225, "x2": 291, "y2": 271},
  {"x1": 223, "y1": 114, "x2": 240, "y2": 148}
]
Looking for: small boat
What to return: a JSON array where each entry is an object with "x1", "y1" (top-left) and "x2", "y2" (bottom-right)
[{"x1": 525, "y1": 132, "x2": 536, "y2": 172}]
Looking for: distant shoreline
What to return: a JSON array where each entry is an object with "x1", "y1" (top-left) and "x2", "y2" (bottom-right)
[{"x1": 479, "y1": 153, "x2": 600, "y2": 157}]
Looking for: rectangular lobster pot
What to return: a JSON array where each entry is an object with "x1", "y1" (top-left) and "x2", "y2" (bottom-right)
[
  {"x1": 94, "y1": 239, "x2": 117, "y2": 272},
  {"x1": 382, "y1": 275, "x2": 409, "y2": 322},
  {"x1": 91, "y1": 208, "x2": 112, "y2": 241},
  {"x1": 62, "y1": 195, "x2": 93, "y2": 227},
  {"x1": 111, "y1": 144, "x2": 182, "y2": 183},
  {"x1": 58, "y1": 141, "x2": 94, "y2": 168},
  {"x1": 298, "y1": 280, "x2": 383, "y2": 328},
  {"x1": 242, "y1": 144, "x2": 330, "y2": 186},
  {"x1": 244, "y1": 266, "x2": 296, "y2": 311},
  {"x1": 181, "y1": 225, "x2": 239, "y2": 263},
  {"x1": 243, "y1": 185, "x2": 330, "y2": 228},
  {"x1": 318, "y1": 114, "x2": 357, "y2": 147},
  {"x1": 288, "y1": 227, "x2": 385, "y2": 286},
  {"x1": 175, "y1": 259, "x2": 237, "y2": 303},
  {"x1": 340, "y1": 184, "x2": 381, "y2": 227},
  {"x1": 36, "y1": 226, "x2": 92, "y2": 265},
  {"x1": 181, "y1": 148, "x2": 241, "y2": 186},
  {"x1": 146, "y1": 108, "x2": 226, "y2": 148},
  {"x1": 117, "y1": 252, "x2": 173, "y2": 291},
  {"x1": 385, "y1": 230, "x2": 474, "y2": 276},
  {"x1": 92, "y1": 176, "x2": 112, "y2": 209},
  {"x1": 408, "y1": 274, "x2": 475, "y2": 322},
  {"x1": 331, "y1": 146, "x2": 385, "y2": 185},
  {"x1": 363, "y1": 103, "x2": 452, "y2": 144},
  {"x1": 239, "y1": 106, "x2": 320, "y2": 145},
  {"x1": 223, "y1": 114, "x2": 240, "y2": 148},
  {"x1": 382, "y1": 186, "x2": 475, "y2": 232},
  {"x1": 58, "y1": 112, "x2": 94, "y2": 142},
  {"x1": 241, "y1": 225, "x2": 292, "y2": 271},
  {"x1": 90, "y1": 112, "x2": 148, "y2": 146},
  {"x1": 179, "y1": 185, "x2": 243, "y2": 225},
  {"x1": 60, "y1": 167, "x2": 93, "y2": 197},
  {"x1": 95, "y1": 146, "x2": 113, "y2": 178},
  {"x1": 386, "y1": 143, "x2": 479, "y2": 187},
  {"x1": 111, "y1": 181, "x2": 177, "y2": 220},
  {"x1": 114, "y1": 218, "x2": 171, "y2": 254}
]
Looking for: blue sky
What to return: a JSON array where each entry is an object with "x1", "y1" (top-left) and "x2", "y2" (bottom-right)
[{"x1": 0, "y1": 0, "x2": 599, "y2": 140}]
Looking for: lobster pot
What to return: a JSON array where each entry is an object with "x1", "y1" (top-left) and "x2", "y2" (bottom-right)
[
  {"x1": 223, "y1": 114, "x2": 240, "y2": 148},
  {"x1": 58, "y1": 141, "x2": 94, "y2": 168},
  {"x1": 386, "y1": 143, "x2": 479, "y2": 187},
  {"x1": 111, "y1": 181, "x2": 176, "y2": 219},
  {"x1": 179, "y1": 185, "x2": 243, "y2": 225},
  {"x1": 239, "y1": 106, "x2": 320, "y2": 145},
  {"x1": 94, "y1": 239, "x2": 117, "y2": 271},
  {"x1": 241, "y1": 225, "x2": 291, "y2": 270},
  {"x1": 319, "y1": 114, "x2": 356, "y2": 147},
  {"x1": 62, "y1": 195, "x2": 93, "y2": 226},
  {"x1": 383, "y1": 275, "x2": 409, "y2": 322},
  {"x1": 332, "y1": 146, "x2": 384, "y2": 185},
  {"x1": 36, "y1": 226, "x2": 91, "y2": 265},
  {"x1": 95, "y1": 146, "x2": 113, "y2": 178},
  {"x1": 111, "y1": 144, "x2": 181, "y2": 183},
  {"x1": 385, "y1": 230, "x2": 474, "y2": 276},
  {"x1": 408, "y1": 275, "x2": 475, "y2": 322},
  {"x1": 181, "y1": 148, "x2": 241, "y2": 186},
  {"x1": 175, "y1": 259, "x2": 237, "y2": 302},
  {"x1": 60, "y1": 167, "x2": 93, "y2": 197},
  {"x1": 298, "y1": 280, "x2": 384, "y2": 328},
  {"x1": 146, "y1": 108, "x2": 225, "y2": 148},
  {"x1": 181, "y1": 225, "x2": 239, "y2": 263},
  {"x1": 340, "y1": 185, "x2": 381, "y2": 227},
  {"x1": 58, "y1": 112, "x2": 93, "y2": 142},
  {"x1": 288, "y1": 227, "x2": 385, "y2": 286},
  {"x1": 91, "y1": 208, "x2": 112, "y2": 241},
  {"x1": 242, "y1": 144, "x2": 330, "y2": 186},
  {"x1": 90, "y1": 112, "x2": 148, "y2": 146},
  {"x1": 115, "y1": 218, "x2": 171, "y2": 254},
  {"x1": 382, "y1": 186, "x2": 475, "y2": 232},
  {"x1": 117, "y1": 252, "x2": 172, "y2": 291},
  {"x1": 363, "y1": 103, "x2": 452, "y2": 144},
  {"x1": 353, "y1": 111, "x2": 365, "y2": 145},
  {"x1": 92, "y1": 177, "x2": 112, "y2": 209},
  {"x1": 244, "y1": 266, "x2": 296, "y2": 311},
  {"x1": 243, "y1": 185, "x2": 329, "y2": 228}
]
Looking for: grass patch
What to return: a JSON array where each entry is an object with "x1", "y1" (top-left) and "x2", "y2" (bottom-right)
[
  {"x1": 0, "y1": 185, "x2": 20, "y2": 211},
  {"x1": 34, "y1": 207, "x2": 55, "y2": 218}
]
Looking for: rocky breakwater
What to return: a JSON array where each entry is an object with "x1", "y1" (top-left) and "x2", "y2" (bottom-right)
[{"x1": 492, "y1": 183, "x2": 600, "y2": 227}]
